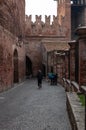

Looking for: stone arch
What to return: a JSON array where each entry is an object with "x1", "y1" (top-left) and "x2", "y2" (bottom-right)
[
  {"x1": 13, "y1": 49, "x2": 19, "y2": 83},
  {"x1": 26, "y1": 56, "x2": 32, "y2": 78}
]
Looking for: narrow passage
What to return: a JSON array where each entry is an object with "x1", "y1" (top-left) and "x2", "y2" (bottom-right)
[{"x1": 0, "y1": 79, "x2": 71, "y2": 130}]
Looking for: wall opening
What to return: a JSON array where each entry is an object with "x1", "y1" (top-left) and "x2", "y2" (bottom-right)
[
  {"x1": 42, "y1": 64, "x2": 46, "y2": 77},
  {"x1": 26, "y1": 56, "x2": 32, "y2": 78},
  {"x1": 13, "y1": 49, "x2": 19, "y2": 83}
]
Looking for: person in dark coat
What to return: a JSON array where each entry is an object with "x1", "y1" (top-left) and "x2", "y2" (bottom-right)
[{"x1": 37, "y1": 70, "x2": 43, "y2": 88}]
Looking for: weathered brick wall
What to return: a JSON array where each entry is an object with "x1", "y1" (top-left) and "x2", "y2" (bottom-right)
[
  {"x1": 25, "y1": 15, "x2": 59, "y2": 36},
  {"x1": 0, "y1": 25, "x2": 14, "y2": 92},
  {"x1": 57, "y1": 0, "x2": 71, "y2": 40},
  {"x1": 25, "y1": 37, "x2": 42, "y2": 76},
  {"x1": 79, "y1": 39, "x2": 86, "y2": 85},
  {"x1": 24, "y1": 0, "x2": 71, "y2": 78},
  {"x1": 65, "y1": 51, "x2": 69, "y2": 79},
  {"x1": 69, "y1": 42, "x2": 76, "y2": 81},
  {"x1": 17, "y1": 45, "x2": 26, "y2": 82},
  {"x1": 0, "y1": 25, "x2": 26, "y2": 92},
  {"x1": 25, "y1": 14, "x2": 71, "y2": 41},
  {"x1": 0, "y1": 0, "x2": 25, "y2": 37},
  {"x1": 75, "y1": 27, "x2": 86, "y2": 86},
  {"x1": 0, "y1": 0, "x2": 25, "y2": 92}
]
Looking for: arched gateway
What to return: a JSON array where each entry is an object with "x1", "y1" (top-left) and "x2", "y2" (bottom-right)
[
  {"x1": 13, "y1": 49, "x2": 19, "y2": 83},
  {"x1": 26, "y1": 56, "x2": 32, "y2": 78}
]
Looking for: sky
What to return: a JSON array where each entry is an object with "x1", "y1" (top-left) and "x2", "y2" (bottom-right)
[{"x1": 25, "y1": 0, "x2": 57, "y2": 22}]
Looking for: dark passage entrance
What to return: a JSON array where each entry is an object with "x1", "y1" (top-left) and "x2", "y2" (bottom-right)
[
  {"x1": 42, "y1": 64, "x2": 46, "y2": 77},
  {"x1": 13, "y1": 49, "x2": 19, "y2": 83},
  {"x1": 26, "y1": 56, "x2": 32, "y2": 78}
]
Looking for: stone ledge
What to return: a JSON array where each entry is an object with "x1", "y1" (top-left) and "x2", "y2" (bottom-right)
[
  {"x1": 71, "y1": 81, "x2": 80, "y2": 92},
  {"x1": 66, "y1": 92, "x2": 85, "y2": 130},
  {"x1": 81, "y1": 86, "x2": 86, "y2": 93}
]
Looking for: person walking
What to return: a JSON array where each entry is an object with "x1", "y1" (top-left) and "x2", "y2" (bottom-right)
[{"x1": 37, "y1": 70, "x2": 43, "y2": 89}]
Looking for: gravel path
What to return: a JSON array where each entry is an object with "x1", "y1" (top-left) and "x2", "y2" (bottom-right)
[{"x1": 0, "y1": 79, "x2": 71, "y2": 130}]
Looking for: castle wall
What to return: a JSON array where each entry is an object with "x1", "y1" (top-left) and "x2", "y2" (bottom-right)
[
  {"x1": 0, "y1": 25, "x2": 13, "y2": 92},
  {"x1": 25, "y1": 37, "x2": 42, "y2": 76},
  {"x1": 0, "y1": 0, "x2": 25, "y2": 37},
  {"x1": 0, "y1": 0, "x2": 25, "y2": 92},
  {"x1": 25, "y1": 13, "x2": 71, "y2": 41},
  {"x1": 25, "y1": 15, "x2": 70, "y2": 39},
  {"x1": 69, "y1": 41, "x2": 76, "y2": 81},
  {"x1": 0, "y1": 25, "x2": 26, "y2": 92},
  {"x1": 57, "y1": 0, "x2": 71, "y2": 40},
  {"x1": 79, "y1": 38, "x2": 86, "y2": 85},
  {"x1": 16, "y1": 44, "x2": 26, "y2": 83}
]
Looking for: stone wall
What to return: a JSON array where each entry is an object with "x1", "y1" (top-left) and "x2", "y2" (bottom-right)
[{"x1": 66, "y1": 92, "x2": 85, "y2": 130}]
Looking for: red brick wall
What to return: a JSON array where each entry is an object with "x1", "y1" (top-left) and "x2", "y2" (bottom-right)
[
  {"x1": 0, "y1": 26, "x2": 13, "y2": 92},
  {"x1": 57, "y1": 0, "x2": 71, "y2": 40},
  {"x1": 0, "y1": 0, "x2": 25, "y2": 92},
  {"x1": 0, "y1": 0, "x2": 25, "y2": 36},
  {"x1": 0, "y1": 25, "x2": 26, "y2": 92},
  {"x1": 25, "y1": 38, "x2": 42, "y2": 76},
  {"x1": 17, "y1": 45, "x2": 26, "y2": 82},
  {"x1": 65, "y1": 51, "x2": 69, "y2": 79},
  {"x1": 79, "y1": 39, "x2": 86, "y2": 85},
  {"x1": 69, "y1": 43, "x2": 76, "y2": 81}
]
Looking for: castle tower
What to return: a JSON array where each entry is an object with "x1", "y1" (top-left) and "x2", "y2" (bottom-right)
[
  {"x1": 54, "y1": 0, "x2": 71, "y2": 40},
  {"x1": 71, "y1": 0, "x2": 86, "y2": 39},
  {"x1": 54, "y1": 0, "x2": 86, "y2": 40}
]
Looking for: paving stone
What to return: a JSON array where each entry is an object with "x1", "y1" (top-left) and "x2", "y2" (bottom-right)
[{"x1": 0, "y1": 79, "x2": 71, "y2": 130}]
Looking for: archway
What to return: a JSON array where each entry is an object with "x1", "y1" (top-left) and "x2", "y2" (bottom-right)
[
  {"x1": 42, "y1": 64, "x2": 46, "y2": 77},
  {"x1": 13, "y1": 49, "x2": 19, "y2": 83},
  {"x1": 26, "y1": 56, "x2": 32, "y2": 78}
]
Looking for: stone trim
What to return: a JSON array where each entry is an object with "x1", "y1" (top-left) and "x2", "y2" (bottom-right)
[{"x1": 66, "y1": 92, "x2": 85, "y2": 130}]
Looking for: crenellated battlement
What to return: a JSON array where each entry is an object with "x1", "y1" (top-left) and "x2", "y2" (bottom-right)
[
  {"x1": 25, "y1": 15, "x2": 58, "y2": 35},
  {"x1": 25, "y1": 14, "x2": 67, "y2": 36},
  {"x1": 25, "y1": 15, "x2": 58, "y2": 25}
]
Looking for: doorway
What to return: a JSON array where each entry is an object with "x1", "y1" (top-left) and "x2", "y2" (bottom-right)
[
  {"x1": 42, "y1": 64, "x2": 46, "y2": 77},
  {"x1": 26, "y1": 56, "x2": 32, "y2": 78},
  {"x1": 13, "y1": 49, "x2": 19, "y2": 83}
]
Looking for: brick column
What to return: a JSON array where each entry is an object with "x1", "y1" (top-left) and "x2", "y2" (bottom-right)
[
  {"x1": 65, "y1": 51, "x2": 69, "y2": 79},
  {"x1": 68, "y1": 41, "x2": 76, "y2": 81},
  {"x1": 76, "y1": 27, "x2": 86, "y2": 86}
]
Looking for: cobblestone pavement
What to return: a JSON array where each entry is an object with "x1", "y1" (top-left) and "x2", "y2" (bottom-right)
[{"x1": 0, "y1": 79, "x2": 71, "y2": 130}]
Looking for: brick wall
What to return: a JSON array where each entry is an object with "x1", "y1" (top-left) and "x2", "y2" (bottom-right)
[
  {"x1": 0, "y1": 0, "x2": 25, "y2": 37},
  {"x1": 69, "y1": 41, "x2": 76, "y2": 81},
  {"x1": 0, "y1": 25, "x2": 26, "y2": 92},
  {"x1": 0, "y1": 25, "x2": 14, "y2": 92},
  {"x1": 0, "y1": 0, "x2": 25, "y2": 92},
  {"x1": 17, "y1": 45, "x2": 26, "y2": 82},
  {"x1": 25, "y1": 37, "x2": 42, "y2": 76},
  {"x1": 57, "y1": 0, "x2": 71, "y2": 40},
  {"x1": 79, "y1": 39, "x2": 86, "y2": 85}
]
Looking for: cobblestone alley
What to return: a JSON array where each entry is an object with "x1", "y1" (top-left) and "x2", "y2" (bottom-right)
[{"x1": 0, "y1": 79, "x2": 71, "y2": 130}]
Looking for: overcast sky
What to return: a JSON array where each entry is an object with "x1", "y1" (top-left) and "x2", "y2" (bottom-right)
[{"x1": 25, "y1": 0, "x2": 57, "y2": 22}]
